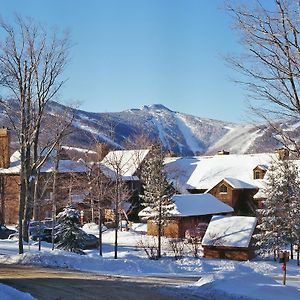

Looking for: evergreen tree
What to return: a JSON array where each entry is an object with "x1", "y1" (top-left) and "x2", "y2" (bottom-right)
[
  {"x1": 141, "y1": 144, "x2": 174, "y2": 259},
  {"x1": 255, "y1": 159, "x2": 300, "y2": 260},
  {"x1": 55, "y1": 206, "x2": 85, "y2": 255}
]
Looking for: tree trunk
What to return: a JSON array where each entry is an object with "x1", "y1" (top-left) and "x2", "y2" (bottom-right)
[
  {"x1": 18, "y1": 177, "x2": 26, "y2": 254},
  {"x1": 291, "y1": 243, "x2": 294, "y2": 260},
  {"x1": 157, "y1": 199, "x2": 162, "y2": 259},
  {"x1": 114, "y1": 177, "x2": 119, "y2": 259},
  {"x1": 91, "y1": 199, "x2": 94, "y2": 223},
  {"x1": 114, "y1": 207, "x2": 118, "y2": 259},
  {"x1": 297, "y1": 245, "x2": 299, "y2": 266},
  {"x1": 98, "y1": 207, "x2": 102, "y2": 256},
  {"x1": 52, "y1": 147, "x2": 59, "y2": 250}
]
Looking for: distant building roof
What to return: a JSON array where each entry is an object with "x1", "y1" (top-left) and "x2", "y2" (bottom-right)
[
  {"x1": 0, "y1": 150, "x2": 87, "y2": 174},
  {"x1": 202, "y1": 215, "x2": 257, "y2": 248},
  {"x1": 100, "y1": 149, "x2": 150, "y2": 180}
]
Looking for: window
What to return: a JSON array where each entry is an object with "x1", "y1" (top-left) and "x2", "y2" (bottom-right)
[
  {"x1": 219, "y1": 184, "x2": 228, "y2": 194},
  {"x1": 254, "y1": 171, "x2": 261, "y2": 179}
]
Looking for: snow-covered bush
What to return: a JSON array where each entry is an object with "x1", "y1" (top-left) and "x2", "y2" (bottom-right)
[
  {"x1": 55, "y1": 206, "x2": 85, "y2": 255},
  {"x1": 137, "y1": 237, "x2": 159, "y2": 260},
  {"x1": 169, "y1": 238, "x2": 185, "y2": 260}
]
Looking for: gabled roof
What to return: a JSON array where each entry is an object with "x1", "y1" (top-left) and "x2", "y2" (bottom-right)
[
  {"x1": 254, "y1": 164, "x2": 268, "y2": 171},
  {"x1": 138, "y1": 193, "x2": 233, "y2": 218},
  {"x1": 220, "y1": 177, "x2": 258, "y2": 190},
  {"x1": 202, "y1": 215, "x2": 257, "y2": 248},
  {"x1": 100, "y1": 149, "x2": 150, "y2": 180}
]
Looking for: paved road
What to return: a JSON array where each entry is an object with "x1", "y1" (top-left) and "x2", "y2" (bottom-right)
[{"x1": 0, "y1": 265, "x2": 206, "y2": 300}]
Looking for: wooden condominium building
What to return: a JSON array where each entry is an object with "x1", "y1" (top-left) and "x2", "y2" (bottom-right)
[{"x1": 0, "y1": 128, "x2": 88, "y2": 224}]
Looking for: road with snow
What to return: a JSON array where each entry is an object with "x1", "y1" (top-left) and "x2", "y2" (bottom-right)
[{"x1": 0, "y1": 264, "x2": 206, "y2": 300}]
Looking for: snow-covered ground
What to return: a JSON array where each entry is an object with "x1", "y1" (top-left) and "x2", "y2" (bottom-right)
[
  {"x1": 0, "y1": 224, "x2": 299, "y2": 300},
  {"x1": 0, "y1": 284, "x2": 35, "y2": 300}
]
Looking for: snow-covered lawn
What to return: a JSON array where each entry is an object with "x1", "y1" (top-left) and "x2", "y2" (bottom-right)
[{"x1": 0, "y1": 223, "x2": 299, "y2": 300}]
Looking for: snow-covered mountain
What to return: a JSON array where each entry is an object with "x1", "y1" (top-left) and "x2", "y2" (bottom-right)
[{"x1": 1, "y1": 101, "x2": 298, "y2": 155}]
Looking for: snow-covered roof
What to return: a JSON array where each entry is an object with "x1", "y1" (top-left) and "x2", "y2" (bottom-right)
[
  {"x1": 138, "y1": 194, "x2": 233, "y2": 218},
  {"x1": 100, "y1": 149, "x2": 150, "y2": 180},
  {"x1": 202, "y1": 215, "x2": 257, "y2": 248},
  {"x1": 170, "y1": 194, "x2": 234, "y2": 217},
  {"x1": 221, "y1": 178, "x2": 257, "y2": 190},
  {"x1": 188, "y1": 153, "x2": 277, "y2": 190},
  {"x1": 164, "y1": 156, "x2": 200, "y2": 193},
  {"x1": 254, "y1": 164, "x2": 268, "y2": 171},
  {"x1": 0, "y1": 151, "x2": 87, "y2": 174}
]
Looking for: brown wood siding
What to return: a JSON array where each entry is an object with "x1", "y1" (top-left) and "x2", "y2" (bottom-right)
[
  {"x1": 209, "y1": 182, "x2": 237, "y2": 208},
  {"x1": 147, "y1": 216, "x2": 212, "y2": 238},
  {"x1": 253, "y1": 167, "x2": 266, "y2": 180},
  {"x1": 0, "y1": 172, "x2": 89, "y2": 224},
  {"x1": 203, "y1": 245, "x2": 255, "y2": 261},
  {"x1": 3, "y1": 175, "x2": 20, "y2": 224}
]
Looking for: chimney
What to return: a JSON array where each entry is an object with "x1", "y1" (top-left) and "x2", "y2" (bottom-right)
[
  {"x1": 275, "y1": 148, "x2": 289, "y2": 160},
  {"x1": 217, "y1": 150, "x2": 230, "y2": 155},
  {"x1": 0, "y1": 128, "x2": 10, "y2": 168}
]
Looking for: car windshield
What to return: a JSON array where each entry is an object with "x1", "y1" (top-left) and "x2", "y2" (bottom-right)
[{"x1": 0, "y1": 225, "x2": 7, "y2": 230}]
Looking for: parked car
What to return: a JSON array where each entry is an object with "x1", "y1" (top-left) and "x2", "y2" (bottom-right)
[
  {"x1": 32, "y1": 227, "x2": 99, "y2": 250},
  {"x1": 80, "y1": 232, "x2": 99, "y2": 250},
  {"x1": 31, "y1": 227, "x2": 58, "y2": 243},
  {"x1": 0, "y1": 224, "x2": 17, "y2": 239},
  {"x1": 28, "y1": 221, "x2": 43, "y2": 235}
]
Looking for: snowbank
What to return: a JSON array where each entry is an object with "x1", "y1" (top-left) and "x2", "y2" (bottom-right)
[
  {"x1": 0, "y1": 226, "x2": 299, "y2": 300},
  {"x1": 0, "y1": 284, "x2": 35, "y2": 300}
]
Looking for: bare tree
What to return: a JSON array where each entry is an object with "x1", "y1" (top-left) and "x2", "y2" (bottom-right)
[
  {"x1": 226, "y1": 0, "x2": 300, "y2": 155},
  {"x1": 101, "y1": 150, "x2": 140, "y2": 259},
  {"x1": 79, "y1": 142, "x2": 112, "y2": 256},
  {"x1": 0, "y1": 16, "x2": 71, "y2": 253}
]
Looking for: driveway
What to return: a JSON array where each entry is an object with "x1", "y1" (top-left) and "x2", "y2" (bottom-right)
[{"x1": 0, "y1": 264, "x2": 206, "y2": 300}]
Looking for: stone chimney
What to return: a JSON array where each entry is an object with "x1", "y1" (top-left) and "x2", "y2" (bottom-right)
[
  {"x1": 0, "y1": 128, "x2": 10, "y2": 168},
  {"x1": 217, "y1": 150, "x2": 230, "y2": 155},
  {"x1": 275, "y1": 148, "x2": 289, "y2": 160}
]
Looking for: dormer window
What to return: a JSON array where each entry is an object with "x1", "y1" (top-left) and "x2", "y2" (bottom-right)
[
  {"x1": 219, "y1": 184, "x2": 228, "y2": 194},
  {"x1": 254, "y1": 171, "x2": 261, "y2": 179},
  {"x1": 253, "y1": 165, "x2": 267, "y2": 180}
]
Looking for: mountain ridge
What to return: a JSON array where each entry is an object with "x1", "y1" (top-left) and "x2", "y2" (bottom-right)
[{"x1": 1, "y1": 101, "x2": 297, "y2": 156}]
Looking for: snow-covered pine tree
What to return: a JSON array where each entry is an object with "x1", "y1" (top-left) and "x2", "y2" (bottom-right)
[
  {"x1": 55, "y1": 206, "x2": 85, "y2": 255},
  {"x1": 280, "y1": 160, "x2": 300, "y2": 262},
  {"x1": 255, "y1": 159, "x2": 300, "y2": 260},
  {"x1": 141, "y1": 143, "x2": 174, "y2": 259}
]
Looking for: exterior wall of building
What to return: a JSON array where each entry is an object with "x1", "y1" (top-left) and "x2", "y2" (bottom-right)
[
  {"x1": 209, "y1": 181, "x2": 258, "y2": 214},
  {"x1": 147, "y1": 219, "x2": 180, "y2": 238},
  {"x1": 203, "y1": 246, "x2": 255, "y2": 261},
  {"x1": 147, "y1": 215, "x2": 213, "y2": 238},
  {"x1": 209, "y1": 182, "x2": 238, "y2": 208},
  {"x1": 0, "y1": 171, "x2": 88, "y2": 224},
  {"x1": 1, "y1": 175, "x2": 20, "y2": 224}
]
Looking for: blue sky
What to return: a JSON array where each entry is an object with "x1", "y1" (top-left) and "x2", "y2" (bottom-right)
[{"x1": 1, "y1": 0, "x2": 247, "y2": 122}]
